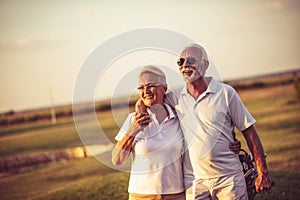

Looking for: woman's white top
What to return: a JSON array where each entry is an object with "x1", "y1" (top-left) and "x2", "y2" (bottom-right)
[{"x1": 115, "y1": 104, "x2": 184, "y2": 194}]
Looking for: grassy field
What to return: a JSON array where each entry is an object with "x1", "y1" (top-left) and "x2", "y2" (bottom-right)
[{"x1": 0, "y1": 81, "x2": 299, "y2": 199}]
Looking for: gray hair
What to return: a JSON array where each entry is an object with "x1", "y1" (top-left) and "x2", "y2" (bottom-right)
[
  {"x1": 182, "y1": 43, "x2": 208, "y2": 61},
  {"x1": 138, "y1": 65, "x2": 167, "y2": 85}
]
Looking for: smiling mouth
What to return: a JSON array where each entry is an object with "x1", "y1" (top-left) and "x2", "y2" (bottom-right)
[
  {"x1": 144, "y1": 95, "x2": 153, "y2": 99},
  {"x1": 182, "y1": 70, "x2": 193, "y2": 77}
]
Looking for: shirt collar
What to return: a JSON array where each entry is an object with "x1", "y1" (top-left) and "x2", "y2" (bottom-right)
[
  {"x1": 180, "y1": 76, "x2": 218, "y2": 96},
  {"x1": 146, "y1": 103, "x2": 176, "y2": 120}
]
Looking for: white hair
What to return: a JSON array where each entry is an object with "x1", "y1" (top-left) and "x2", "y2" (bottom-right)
[
  {"x1": 138, "y1": 65, "x2": 167, "y2": 85},
  {"x1": 182, "y1": 43, "x2": 208, "y2": 61}
]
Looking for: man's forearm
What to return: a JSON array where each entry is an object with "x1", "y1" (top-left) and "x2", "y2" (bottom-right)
[{"x1": 242, "y1": 125, "x2": 269, "y2": 175}]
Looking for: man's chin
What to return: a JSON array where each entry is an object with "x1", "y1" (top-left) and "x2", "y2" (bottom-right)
[
  {"x1": 184, "y1": 76, "x2": 200, "y2": 83},
  {"x1": 182, "y1": 71, "x2": 202, "y2": 83}
]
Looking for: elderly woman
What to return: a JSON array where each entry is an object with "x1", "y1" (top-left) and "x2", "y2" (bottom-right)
[{"x1": 112, "y1": 65, "x2": 186, "y2": 200}]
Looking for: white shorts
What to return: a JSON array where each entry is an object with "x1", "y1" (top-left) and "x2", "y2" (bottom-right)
[
  {"x1": 129, "y1": 192, "x2": 186, "y2": 200},
  {"x1": 186, "y1": 172, "x2": 248, "y2": 200}
]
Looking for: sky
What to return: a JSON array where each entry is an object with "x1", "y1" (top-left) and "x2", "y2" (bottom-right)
[{"x1": 0, "y1": 0, "x2": 300, "y2": 112}]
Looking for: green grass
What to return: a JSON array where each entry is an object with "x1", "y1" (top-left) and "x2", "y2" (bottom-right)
[
  {"x1": 0, "y1": 111, "x2": 121, "y2": 157},
  {"x1": 33, "y1": 172, "x2": 129, "y2": 200},
  {"x1": 0, "y1": 157, "x2": 120, "y2": 200},
  {"x1": 0, "y1": 119, "x2": 73, "y2": 137},
  {"x1": 0, "y1": 83, "x2": 299, "y2": 200},
  {"x1": 233, "y1": 84, "x2": 300, "y2": 199},
  {"x1": 0, "y1": 121, "x2": 82, "y2": 156},
  {"x1": 255, "y1": 171, "x2": 300, "y2": 200}
]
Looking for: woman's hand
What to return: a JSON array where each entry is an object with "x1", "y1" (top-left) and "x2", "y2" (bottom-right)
[{"x1": 229, "y1": 140, "x2": 241, "y2": 154}]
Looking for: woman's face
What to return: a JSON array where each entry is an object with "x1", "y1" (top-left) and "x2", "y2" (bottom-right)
[{"x1": 138, "y1": 73, "x2": 166, "y2": 107}]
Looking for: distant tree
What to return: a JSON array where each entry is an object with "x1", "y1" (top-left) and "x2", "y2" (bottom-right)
[{"x1": 293, "y1": 72, "x2": 300, "y2": 102}]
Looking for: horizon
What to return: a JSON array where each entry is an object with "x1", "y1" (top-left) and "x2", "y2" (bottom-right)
[{"x1": 1, "y1": 67, "x2": 298, "y2": 114}]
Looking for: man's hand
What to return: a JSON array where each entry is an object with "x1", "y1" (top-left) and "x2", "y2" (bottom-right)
[
  {"x1": 255, "y1": 173, "x2": 272, "y2": 192},
  {"x1": 131, "y1": 112, "x2": 151, "y2": 133},
  {"x1": 242, "y1": 125, "x2": 273, "y2": 193},
  {"x1": 131, "y1": 99, "x2": 151, "y2": 133},
  {"x1": 135, "y1": 99, "x2": 147, "y2": 114}
]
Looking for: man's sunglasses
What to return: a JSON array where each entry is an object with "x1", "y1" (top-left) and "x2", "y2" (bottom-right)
[{"x1": 177, "y1": 57, "x2": 202, "y2": 66}]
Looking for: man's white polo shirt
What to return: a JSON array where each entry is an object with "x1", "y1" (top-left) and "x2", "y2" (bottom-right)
[
  {"x1": 115, "y1": 104, "x2": 185, "y2": 194},
  {"x1": 165, "y1": 77, "x2": 256, "y2": 179}
]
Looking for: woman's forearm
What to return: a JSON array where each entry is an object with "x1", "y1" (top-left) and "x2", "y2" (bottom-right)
[{"x1": 112, "y1": 134, "x2": 135, "y2": 165}]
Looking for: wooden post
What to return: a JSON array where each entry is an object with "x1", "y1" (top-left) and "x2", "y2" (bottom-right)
[{"x1": 49, "y1": 87, "x2": 57, "y2": 124}]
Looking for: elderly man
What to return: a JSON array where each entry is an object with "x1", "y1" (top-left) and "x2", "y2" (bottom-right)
[{"x1": 162, "y1": 44, "x2": 272, "y2": 199}]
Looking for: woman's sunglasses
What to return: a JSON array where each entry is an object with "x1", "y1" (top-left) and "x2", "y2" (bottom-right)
[{"x1": 177, "y1": 57, "x2": 202, "y2": 66}]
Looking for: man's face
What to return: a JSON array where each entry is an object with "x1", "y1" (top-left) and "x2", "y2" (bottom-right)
[
  {"x1": 178, "y1": 47, "x2": 206, "y2": 83},
  {"x1": 138, "y1": 73, "x2": 166, "y2": 107}
]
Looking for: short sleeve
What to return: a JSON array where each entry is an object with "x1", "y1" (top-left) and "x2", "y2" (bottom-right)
[
  {"x1": 164, "y1": 88, "x2": 181, "y2": 108},
  {"x1": 115, "y1": 113, "x2": 134, "y2": 141},
  {"x1": 228, "y1": 88, "x2": 256, "y2": 132}
]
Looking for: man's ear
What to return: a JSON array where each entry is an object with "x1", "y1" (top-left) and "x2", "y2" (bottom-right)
[
  {"x1": 163, "y1": 85, "x2": 168, "y2": 93},
  {"x1": 203, "y1": 60, "x2": 209, "y2": 71}
]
